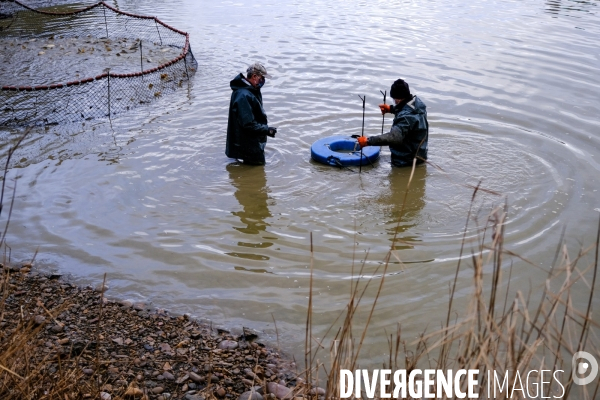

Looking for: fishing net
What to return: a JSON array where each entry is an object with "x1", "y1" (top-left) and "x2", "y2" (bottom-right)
[
  {"x1": 0, "y1": 0, "x2": 197, "y2": 126},
  {"x1": 2, "y1": 0, "x2": 97, "y2": 10}
]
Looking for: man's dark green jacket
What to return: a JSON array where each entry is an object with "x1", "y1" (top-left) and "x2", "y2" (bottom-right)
[
  {"x1": 226, "y1": 73, "x2": 269, "y2": 165},
  {"x1": 367, "y1": 95, "x2": 428, "y2": 167}
]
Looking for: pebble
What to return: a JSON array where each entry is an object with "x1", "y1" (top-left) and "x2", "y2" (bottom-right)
[
  {"x1": 159, "y1": 343, "x2": 172, "y2": 353},
  {"x1": 94, "y1": 284, "x2": 109, "y2": 292},
  {"x1": 190, "y1": 330, "x2": 203, "y2": 339},
  {"x1": 119, "y1": 300, "x2": 133, "y2": 308},
  {"x1": 218, "y1": 340, "x2": 239, "y2": 350},
  {"x1": 189, "y1": 371, "x2": 204, "y2": 383},
  {"x1": 244, "y1": 368, "x2": 258, "y2": 380},
  {"x1": 163, "y1": 371, "x2": 175, "y2": 380},
  {"x1": 252, "y1": 386, "x2": 264, "y2": 395},
  {"x1": 267, "y1": 382, "x2": 293, "y2": 400},
  {"x1": 238, "y1": 390, "x2": 264, "y2": 400}
]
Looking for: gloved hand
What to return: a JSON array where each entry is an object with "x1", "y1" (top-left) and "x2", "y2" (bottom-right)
[
  {"x1": 357, "y1": 136, "x2": 368, "y2": 148},
  {"x1": 379, "y1": 104, "x2": 391, "y2": 114},
  {"x1": 267, "y1": 127, "x2": 277, "y2": 138}
]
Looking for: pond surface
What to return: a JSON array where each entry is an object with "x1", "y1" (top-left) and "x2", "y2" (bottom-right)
[{"x1": 1, "y1": 0, "x2": 599, "y2": 366}]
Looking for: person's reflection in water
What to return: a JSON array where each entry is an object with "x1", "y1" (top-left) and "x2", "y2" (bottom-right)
[
  {"x1": 381, "y1": 165, "x2": 427, "y2": 251},
  {"x1": 226, "y1": 163, "x2": 274, "y2": 266}
]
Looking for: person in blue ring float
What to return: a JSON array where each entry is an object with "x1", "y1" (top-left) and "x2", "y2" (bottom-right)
[
  {"x1": 226, "y1": 62, "x2": 277, "y2": 165},
  {"x1": 357, "y1": 79, "x2": 428, "y2": 167}
]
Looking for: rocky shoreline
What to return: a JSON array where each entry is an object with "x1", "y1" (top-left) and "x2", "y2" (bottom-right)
[{"x1": 0, "y1": 265, "x2": 319, "y2": 400}]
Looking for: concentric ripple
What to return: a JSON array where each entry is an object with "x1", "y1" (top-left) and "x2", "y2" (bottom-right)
[{"x1": 2, "y1": 0, "x2": 599, "y2": 364}]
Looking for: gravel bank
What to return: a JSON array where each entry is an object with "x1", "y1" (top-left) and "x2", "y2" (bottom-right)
[{"x1": 0, "y1": 265, "x2": 315, "y2": 400}]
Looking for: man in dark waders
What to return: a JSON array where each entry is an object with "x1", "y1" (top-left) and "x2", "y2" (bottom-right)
[
  {"x1": 357, "y1": 79, "x2": 428, "y2": 167},
  {"x1": 226, "y1": 63, "x2": 277, "y2": 165}
]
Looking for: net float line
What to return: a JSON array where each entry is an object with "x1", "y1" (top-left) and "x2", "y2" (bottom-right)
[{"x1": 0, "y1": 0, "x2": 198, "y2": 126}]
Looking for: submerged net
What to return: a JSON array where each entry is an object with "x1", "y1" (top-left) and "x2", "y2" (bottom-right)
[
  {"x1": 2, "y1": 0, "x2": 97, "y2": 10},
  {"x1": 0, "y1": 0, "x2": 197, "y2": 126}
]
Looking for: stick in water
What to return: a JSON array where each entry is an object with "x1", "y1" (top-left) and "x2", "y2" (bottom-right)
[
  {"x1": 380, "y1": 90, "x2": 387, "y2": 135},
  {"x1": 358, "y1": 95, "x2": 366, "y2": 173}
]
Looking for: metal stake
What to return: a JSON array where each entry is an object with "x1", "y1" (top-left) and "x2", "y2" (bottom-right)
[
  {"x1": 140, "y1": 40, "x2": 143, "y2": 74},
  {"x1": 103, "y1": 6, "x2": 109, "y2": 39},
  {"x1": 107, "y1": 73, "x2": 111, "y2": 117},
  {"x1": 358, "y1": 95, "x2": 365, "y2": 173},
  {"x1": 183, "y1": 54, "x2": 189, "y2": 81},
  {"x1": 154, "y1": 20, "x2": 163, "y2": 45},
  {"x1": 380, "y1": 90, "x2": 387, "y2": 135}
]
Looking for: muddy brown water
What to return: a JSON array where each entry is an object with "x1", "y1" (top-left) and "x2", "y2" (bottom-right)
[{"x1": 1, "y1": 0, "x2": 599, "y2": 367}]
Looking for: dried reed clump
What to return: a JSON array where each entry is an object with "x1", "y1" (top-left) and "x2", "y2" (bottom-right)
[
  {"x1": 302, "y1": 164, "x2": 600, "y2": 400},
  {"x1": 0, "y1": 263, "x2": 118, "y2": 400},
  {"x1": 0, "y1": 276, "x2": 88, "y2": 399}
]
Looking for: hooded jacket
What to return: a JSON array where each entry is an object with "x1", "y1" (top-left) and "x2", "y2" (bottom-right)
[
  {"x1": 226, "y1": 73, "x2": 270, "y2": 165},
  {"x1": 367, "y1": 95, "x2": 428, "y2": 167}
]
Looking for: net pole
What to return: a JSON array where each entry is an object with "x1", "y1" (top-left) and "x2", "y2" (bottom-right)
[
  {"x1": 140, "y1": 40, "x2": 143, "y2": 74},
  {"x1": 358, "y1": 94, "x2": 365, "y2": 173},
  {"x1": 103, "y1": 6, "x2": 109, "y2": 38},
  {"x1": 183, "y1": 55, "x2": 190, "y2": 81},
  {"x1": 154, "y1": 20, "x2": 163, "y2": 45},
  {"x1": 380, "y1": 90, "x2": 386, "y2": 135},
  {"x1": 107, "y1": 74, "x2": 111, "y2": 117}
]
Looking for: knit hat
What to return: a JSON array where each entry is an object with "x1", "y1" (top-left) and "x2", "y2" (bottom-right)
[{"x1": 390, "y1": 79, "x2": 411, "y2": 99}]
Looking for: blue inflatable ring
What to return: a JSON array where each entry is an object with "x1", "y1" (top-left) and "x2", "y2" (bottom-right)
[{"x1": 311, "y1": 136, "x2": 380, "y2": 167}]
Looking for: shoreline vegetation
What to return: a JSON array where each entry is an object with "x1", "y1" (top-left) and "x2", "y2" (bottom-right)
[
  {"x1": 1, "y1": 134, "x2": 599, "y2": 399},
  {"x1": 311, "y1": 186, "x2": 600, "y2": 399},
  {"x1": 0, "y1": 265, "x2": 302, "y2": 400}
]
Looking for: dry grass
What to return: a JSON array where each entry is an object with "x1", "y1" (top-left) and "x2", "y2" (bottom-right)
[
  {"x1": 303, "y1": 160, "x2": 600, "y2": 400},
  {"x1": 0, "y1": 256, "x2": 122, "y2": 400},
  {"x1": 0, "y1": 281, "x2": 97, "y2": 399}
]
